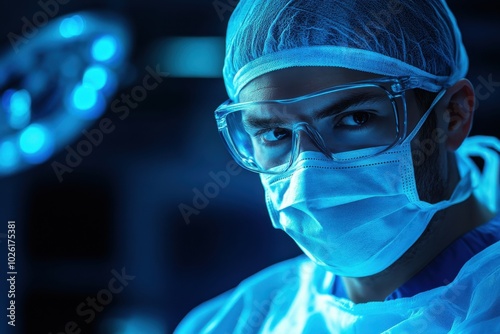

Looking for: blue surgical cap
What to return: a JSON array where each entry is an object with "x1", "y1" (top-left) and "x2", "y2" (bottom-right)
[{"x1": 223, "y1": 0, "x2": 469, "y2": 101}]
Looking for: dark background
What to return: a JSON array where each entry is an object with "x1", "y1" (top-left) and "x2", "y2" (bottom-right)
[{"x1": 0, "y1": 1, "x2": 498, "y2": 333}]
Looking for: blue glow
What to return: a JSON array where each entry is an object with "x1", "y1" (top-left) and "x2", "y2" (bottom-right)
[
  {"x1": 92, "y1": 35, "x2": 118, "y2": 62},
  {"x1": 0, "y1": 69, "x2": 7, "y2": 87},
  {"x1": 83, "y1": 66, "x2": 108, "y2": 90},
  {"x1": 159, "y1": 37, "x2": 225, "y2": 78},
  {"x1": 19, "y1": 124, "x2": 46, "y2": 154},
  {"x1": 19, "y1": 124, "x2": 54, "y2": 164},
  {"x1": 1, "y1": 89, "x2": 15, "y2": 110},
  {"x1": 59, "y1": 15, "x2": 85, "y2": 38},
  {"x1": 72, "y1": 84, "x2": 98, "y2": 110},
  {"x1": 69, "y1": 85, "x2": 106, "y2": 120},
  {"x1": 113, "y1": 317, "x2": 164, "y2": 334},
  {"x1": 0, "y1": 141, "x2": 19, "y2": 168},
  {"x1": 23, "y1": 70, "x2": 48, "y2": 96},
  {"x1": 8, "y1": 89, "x2": 31, "y2": 129},
  {"x1": 61, "y1": 54, "x2": 83, "y2": 78},
  {"x1": 0, "y1": 12, "x2": 132, "y2": 177}
]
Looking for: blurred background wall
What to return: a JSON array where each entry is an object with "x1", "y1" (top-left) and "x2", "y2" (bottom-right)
[{"x1": 0, "y1": 1, "x2": 498, "y2": 333}]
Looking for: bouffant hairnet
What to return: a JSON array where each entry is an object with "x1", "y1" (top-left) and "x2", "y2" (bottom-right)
[{"x1": 223, "y1": 0, "x2": 468, "y2": 101}]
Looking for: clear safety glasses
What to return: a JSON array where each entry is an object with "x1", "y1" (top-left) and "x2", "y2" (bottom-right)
[{"x1": 215, "y1": 77, "x2": 436, "y2": 174}]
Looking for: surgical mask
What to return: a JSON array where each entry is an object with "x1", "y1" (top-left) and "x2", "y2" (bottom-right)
[{"x1": 260, "y1": 97, "x2": 475, "y2": 278}]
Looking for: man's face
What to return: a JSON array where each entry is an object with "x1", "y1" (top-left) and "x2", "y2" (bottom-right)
[{"x1": 238, "y1": 66, "x2": 448, "y2": 203}]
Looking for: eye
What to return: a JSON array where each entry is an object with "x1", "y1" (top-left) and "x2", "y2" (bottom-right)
[
  {"x1": 259, "y1": 127, "x2": 291, "y2": 143},
  {"x1": 335, "y1": 112, "x2": 373, "y2": 127}
]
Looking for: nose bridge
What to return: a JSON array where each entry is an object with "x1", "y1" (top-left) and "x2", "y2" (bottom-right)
[{"x1": 294, "y1": 123, "x2": 332, "y2": 158}]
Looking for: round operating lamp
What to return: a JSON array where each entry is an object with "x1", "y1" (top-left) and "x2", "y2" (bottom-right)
[{"x1": 0, "y1": 11, "x2": 132, "y2": 177}]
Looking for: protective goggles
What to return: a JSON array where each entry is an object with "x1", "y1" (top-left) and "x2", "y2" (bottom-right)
[{"x1": 215, "y1": 76, "x2": 441, "y2": 174}]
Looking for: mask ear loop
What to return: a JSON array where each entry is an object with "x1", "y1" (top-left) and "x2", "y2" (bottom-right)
[{"x1": 402, "y1": 88, "x2": 447, "y2": 144}]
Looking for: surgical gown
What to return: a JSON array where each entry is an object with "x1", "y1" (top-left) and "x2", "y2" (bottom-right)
[{"x1": 175, "y1": 214, "x2": 500, "y2": 333}]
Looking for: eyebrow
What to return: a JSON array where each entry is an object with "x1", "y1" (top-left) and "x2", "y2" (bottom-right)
[
  {"x1": 242, "y1": 91, "x2": 387, "y2": 130},
  {"x1": 243, "y1": 117, "x2": 287, "y2": 131},
  {"x1": 314, "y1": 92, "x2": 388, "y2": 120}
]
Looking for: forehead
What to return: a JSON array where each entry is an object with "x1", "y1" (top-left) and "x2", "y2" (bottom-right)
[{"x1": 238, "y1": 67, "x2": 384, "y2": 103}]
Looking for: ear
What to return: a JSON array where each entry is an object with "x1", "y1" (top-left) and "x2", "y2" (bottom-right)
[{"x1": 438, "y1": 79, "x2": 475, "y2": 151}]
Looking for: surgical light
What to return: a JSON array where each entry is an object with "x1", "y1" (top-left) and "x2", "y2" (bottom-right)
[
  {"x1": 0, "y1": 11, "x2": 132, "y2": 177},
  {"x1": 0, "y1": 141, "x2": 18, "y2": 168},
  {"x1": 8, "y1": 89, "x2": 32, "y2": 129},
  {"x1": 19, "y1": 124, "x2": 54, "y2": 164},
  {"x1": 19, "y1": 124, "x2": 47, "y2": 155},
  {"x1": 92, "y1": 35, "x2": 118, "y2": 62},
  {"x1": 59, "y1": 15, "x2": 86, "y2": 38},
  {"x1": 72, "y1": 84, "x2": 98, "y2": 110},
  {"x1": 83, "y1": 65, "x2": 108, "y2": 90}
]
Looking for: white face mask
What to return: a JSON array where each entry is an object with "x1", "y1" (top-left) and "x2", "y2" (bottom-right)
[{"x1": 260, "y1": 106, "x2": 474, "y2": 278}]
